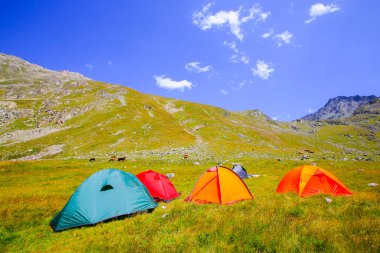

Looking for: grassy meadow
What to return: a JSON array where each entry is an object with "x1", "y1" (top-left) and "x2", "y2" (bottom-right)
[{"x1": 0, "y1": 158, "x2": 379, "y2": 252}]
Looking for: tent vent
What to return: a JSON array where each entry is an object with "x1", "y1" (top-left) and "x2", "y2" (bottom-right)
[{"x1": 101, "y1": 184, "x2": 114, "y2": 191}]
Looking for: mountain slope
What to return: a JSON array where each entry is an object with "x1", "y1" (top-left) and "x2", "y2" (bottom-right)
[{"x1": 0, "y1": 53, "x2": 378, "y2": 161}]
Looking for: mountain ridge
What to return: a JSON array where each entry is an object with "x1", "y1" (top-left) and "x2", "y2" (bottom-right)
[{"x1": 301, "y1": 95, "x2": 378, "y2": 121}]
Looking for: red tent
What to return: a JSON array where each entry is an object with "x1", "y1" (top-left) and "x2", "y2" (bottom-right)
[{"x1": 137, "y1": 170, "x2": 179, "y2": 202}]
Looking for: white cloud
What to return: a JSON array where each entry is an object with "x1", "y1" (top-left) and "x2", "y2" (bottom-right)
[
  {"x1": 154, "y1": 75, "x2": 193, "y2": 92},
  {"x1": 185, "y1": 62, "x2": 212, "y2": 73},
  {"x1": 305, "y1": 3, "x2": 341, "y2": 24},
  {"x1": 238, "y1": 80, "x2": 252, "y2": 89},
  {"x1": 224, "y1": 41, "x2": 249, "y2": 64},
  {"x1": 223, "y1": 41, "x2": 238, "y2": 53},
  {"x1": 108, "y1": 61, "x2": 113, "y2": 66},
  {"x1": 262, "y1": 29, "x2": 273, "y2": 38},
  {"x1": 271, "y1": 116, "x2": 280, "y2": 120},
  {"x1": 241, "y1": 4, "x2": 271, "y2": 23},
  {"x1": 240, "y1": 55, "x2": 250, "y2": 64},
  {"x1": 307, "y1": 108, "x2": 316, "y2": 114},
  {"x1": 252, "y1": 60, "x2": 274, "y2": 80},
  {"x1": 193, "y1": 3, "x2": 270, "y2": 40},
  {"x1": 84, "y1": 64, "x2": 93, "y2": 70},
  {"x1": 274, "y1": 30, "x2": 293, "y2": 46},
  {"x1": 220, "y1": 89, "x2": 228, "y2": 95},
  {"x1": 230, "y1": 54, "x2": 250, "y2": 64}
]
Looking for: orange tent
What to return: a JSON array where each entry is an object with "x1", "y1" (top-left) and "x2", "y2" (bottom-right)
[
  {"x1": 276, "y1": 165, "x2": 352, "y2": 197},
  {"x1": 185, "y1": 166, "x2": 253, "y2": 204}
]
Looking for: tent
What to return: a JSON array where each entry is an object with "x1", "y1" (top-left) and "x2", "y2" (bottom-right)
[
  {"x1": 276, "y1": 165, "x2": 352, "y2": 197},
  {"x1": 137, "y1": 170, "x2": 179, "y2": 202},
  {"x1": 185, "y1": 166, "x2": 253, "y2": 204},
  {"x1": 232, "y1": 164, "x2": 249, "y2": 179},
  {"x1": 50, "y1": 169, "x2": 157, "y2": 232}
]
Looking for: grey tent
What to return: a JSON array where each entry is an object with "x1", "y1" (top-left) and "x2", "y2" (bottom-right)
[{"x1": 232, "y1": 164, "x2": 249, "y2": 179}]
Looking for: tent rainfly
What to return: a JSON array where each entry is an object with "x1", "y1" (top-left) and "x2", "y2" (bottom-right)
[
  {"x1": 232, "y1": 164, "x2": 249, "y2": 179},
  {"x1": 50, "y1": 169, "x2": 157, "y2": 232},
  {"x1": 276, "y1": 165, "x2": 352, "y2": 197},
  {"x1": 185, "y1": 166, "x2": 253, "y2": 204},
  {"x1": 137, "y1": 170, "x2": 179, "y2": 202}
]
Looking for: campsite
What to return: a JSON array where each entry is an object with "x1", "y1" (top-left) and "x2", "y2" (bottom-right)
[
  {"x1": 1, "y1": 1, "x2": 379, "y2": 252},
  {"x1": 0, "y1": 158, "x2": 379, "y2": 252}
]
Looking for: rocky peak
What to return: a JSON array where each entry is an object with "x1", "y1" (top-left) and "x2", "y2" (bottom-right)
[{"x1": 301, "y1": 95, "x2": 378, "y2": 121}]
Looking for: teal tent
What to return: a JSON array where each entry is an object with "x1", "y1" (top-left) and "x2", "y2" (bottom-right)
[{"x1": 51, "y1": 169, "x2": 157, "y2": 232}]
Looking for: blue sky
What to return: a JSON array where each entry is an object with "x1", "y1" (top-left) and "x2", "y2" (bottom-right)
[{"x1": 1, "y1": 1, "x2": 379, "y2": 120}]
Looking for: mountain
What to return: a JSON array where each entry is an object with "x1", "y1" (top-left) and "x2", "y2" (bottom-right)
[
  {"x1": 301, "y1": 95, "x2": 378, "y2": 121},
  {"x1": 0, "y1": 53, "x2": 378, "y2": 161}
]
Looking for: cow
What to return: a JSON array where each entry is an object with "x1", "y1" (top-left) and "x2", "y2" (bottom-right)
[
  {"x1": 89, "y1": 158, "x2": 96, "y2": 162},
  {"x1": 109, "y1": 156, "x2": 117, "y2": 162},
  {"x1": 117, "y1": 156, "x2": 126, "y2": 161}
]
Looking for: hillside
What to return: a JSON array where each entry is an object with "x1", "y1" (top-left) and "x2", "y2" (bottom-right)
[{"x1": 0, "y1": 53, "x2": 378, "y2": 162}]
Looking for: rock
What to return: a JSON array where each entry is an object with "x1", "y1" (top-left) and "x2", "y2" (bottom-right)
[
  {"x1": 368, "y1": 183, "x2": 378, "y2": 187},
  {"x1": 325, "y1": 197, "x2": 333, "y2": 204},
  {"x1": 193, "y1": 162, "x2": 200, "y2": 165},
  {"x1": 0, "y1": 101, "x2": 17, "y2": 109},
  {"x1": 162, "y1": 213, "x2": 169, "y2": 219},
  {"x1": 166, "y1": 173, "x2": 175, "y2": 179},
  {"x1": 290, "y1": 125, "x2": 300, "y2": 131},
  {"x1": 161, "y1": 206, "x2": 167, "y2": 209},
  {"x1": 193, "y1": 125, "x2": 204, "y2": 131},
  {"x1": 277, "y1": 158, "x2": 282, "y2": 162},
  {"x1": 164, "y1": 102, "x2": 183, "y2": 113}
]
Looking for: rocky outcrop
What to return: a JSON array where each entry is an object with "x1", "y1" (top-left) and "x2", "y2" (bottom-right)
[
  {"x1": 36, "y1": 105, "x2": 93, "y2": 127},
  {"x1": 0, "y1": 101, "x2": 34, "y2": 125},
  {"x1": 15, "y1": 144, "x2": 65, "y2": 160},
  {"x1": 0, "y1": 127, "x2": 69, "y2": 145},
  {"x1": 97, "y1": 89, "x2": 127, "y2": 106}
]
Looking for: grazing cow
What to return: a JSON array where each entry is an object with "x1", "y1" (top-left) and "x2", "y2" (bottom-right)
[
  {"x1": 109, "y1": 156, "x2": 117, "y2": 162},
  {"x1": 117, "y1": 156, "x2": 126, "y2": 162},
  {"x1": 183, "y1": 154, "x2": 189, "y2": 160},
  {"x1": 89, "y1": 158, "x2": 96, "y2": 162}
]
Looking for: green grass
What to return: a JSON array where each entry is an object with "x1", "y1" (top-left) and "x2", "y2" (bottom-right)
[{"x1": 0, "y1": 159, "x2": 379, "y2": 252}]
